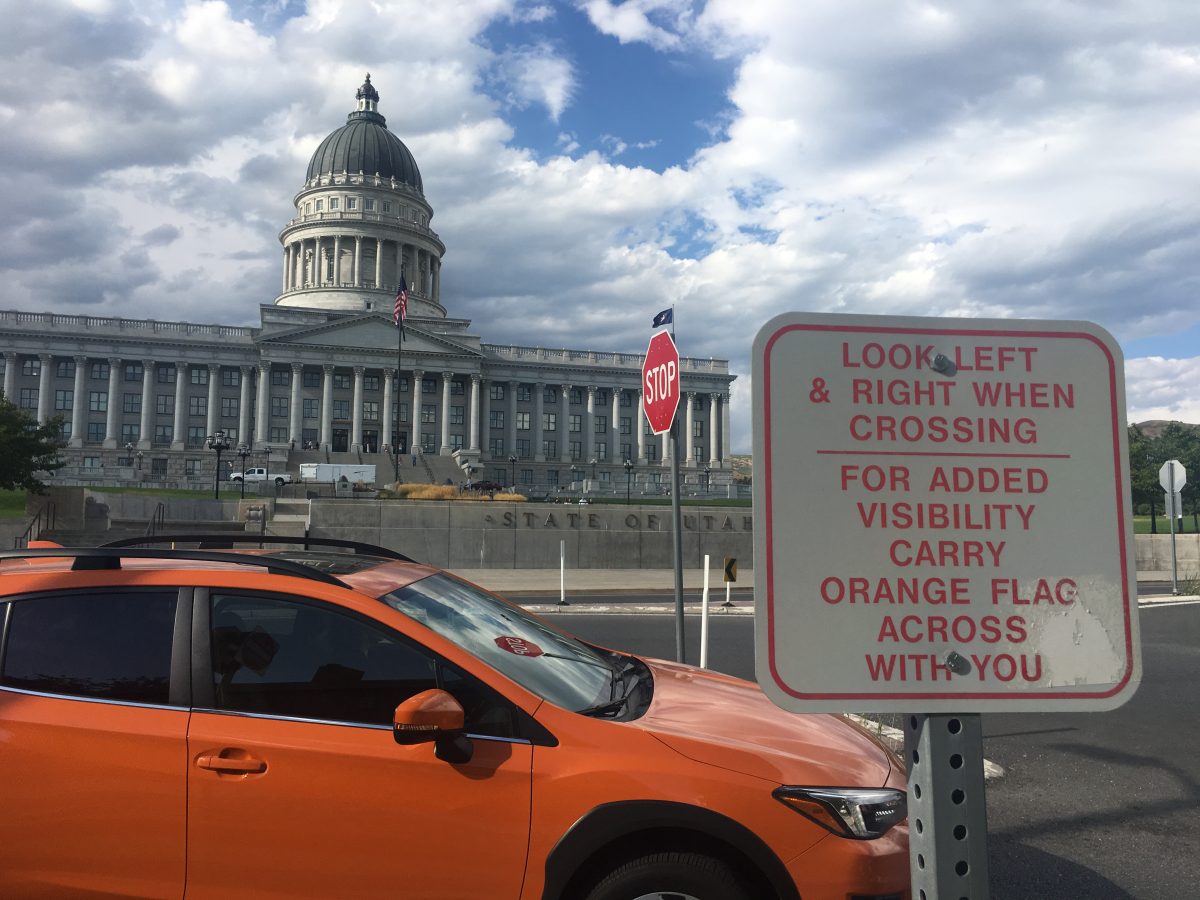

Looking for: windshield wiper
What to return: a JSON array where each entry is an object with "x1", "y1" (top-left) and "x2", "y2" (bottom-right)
[{"x1": 576, "y1": 659, "x2": 641, "y2": 718}]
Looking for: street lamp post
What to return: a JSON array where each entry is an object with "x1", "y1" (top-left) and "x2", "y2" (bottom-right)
[
  {"x1": 236, "y1": 444, "x2": 251, "y2": 499},
  {"x1": 207, "y1": 430, "x2": 231, "y2": 500},
  {"x1": 508, "y1": 454, "x2": 517, "y2": 490},
  {"x1": 624, "y1": 459, "x2": 634, "y2": 505},
  {"x1": 135, "y1": 450, "x2": 143, "y2": 471},
  {"x1": 570, "y1": 464, "x2": 578, "y2": 489},
  {"x1": 704, "y1": 466, "x2": 711, "y2": 496},
  {"x1": 589, "y1": 457, "x2": 597, "y2": 482}
]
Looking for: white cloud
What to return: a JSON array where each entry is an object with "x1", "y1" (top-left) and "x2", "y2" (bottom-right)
[
  {"x1": 492, "y1": 42, "x2": 576, "y2": 121},
  {"x1": 576, "y1": 0, "x2": 692, "y2": 50}
]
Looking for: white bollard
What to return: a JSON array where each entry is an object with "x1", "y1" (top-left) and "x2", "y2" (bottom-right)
[
  {"x1": 700, "y1": 554, "x2": 711, "y2": 669},
  {"x1": 558, "y1": 539, "x2": 569, "y2": 606}
]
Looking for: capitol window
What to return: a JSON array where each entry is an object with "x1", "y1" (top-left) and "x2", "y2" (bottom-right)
[
  {"x1": 347, "y1": 198, "x2": 357, "y2": 210},
  {"x1": 315, "y1": 199, "x2": 324, "y2": 211},
  {"x1": 330, "y1": 198, "x2": 339, "y2": 210},
  {"x1": 381, "y1": 201, "x2": 390, "y2": 213},
  {"x1": 364, "y1": 199, "x2": 374, "y2": 211}
]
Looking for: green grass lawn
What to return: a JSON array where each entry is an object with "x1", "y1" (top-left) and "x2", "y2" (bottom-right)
[
  {"x1": 0, "y1": 490, "x2": 26, "y2": 518},
  {"x1": 1132, "y1": 514, "x2": 1200, "y2": 534}
]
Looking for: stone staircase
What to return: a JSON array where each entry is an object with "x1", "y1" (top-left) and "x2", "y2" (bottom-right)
[{"x1": 265, "y1": 498, "x2": 310, "y2": 538}]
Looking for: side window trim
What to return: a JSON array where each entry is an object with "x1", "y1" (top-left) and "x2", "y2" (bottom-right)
[
  {"x1": 169, "y1": 587, "x2": 193, "y2": 708},
  {"x1": 0, "y1": 601, "x2": 10, "y2": 676},
  {"x1": 191, "y1": 587, "x2": 215, "y2": 710}
]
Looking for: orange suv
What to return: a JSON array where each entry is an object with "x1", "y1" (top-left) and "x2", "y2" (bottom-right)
[{"x1": 0, "y1": 537, "x2": 908, "y2": 899}]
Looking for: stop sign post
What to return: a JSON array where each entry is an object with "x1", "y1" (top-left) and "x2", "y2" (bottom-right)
[
  {"x1": 642, "y1": 331, "x2": 681, "y2": 434},
  {"x1": 643, "y1": 329, "x2": 686, "y2": 663}
]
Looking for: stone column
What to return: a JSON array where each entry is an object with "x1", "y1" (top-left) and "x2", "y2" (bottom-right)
[
  {"x1": 289, "y1": 363, "x2": 303, "y2": 445},
  {"x1": 320, "y1": 365, "x2": 334, "y2": 450},
  {"x1": 722, "y1": 391, "x2": 732, "y2": 465},
  {"x1": 255, "y1": 363, "x2": 270, "y2": 446},
  {"x1": 685, "y1": 391, "x2": 696, "y2": 465},
  {"x1": 375, "y1": 238, "x2": 383, "y2": 289},
  {"x1": 103, "y1": 357, "x2": 121, "y2": 448},
  {"x1": 351, "y1": 366, "x2": 364, "y2": 451},
  {"x1": 433, "y1": 258, "x2": 440, "y2": 303},
  {"x1": 476, "y1": 377, "x2": 487, "y2": 457},
  {"x1": 396, "y1": 242, "x2": 403, "y2": 284},
  {"x1": 382, "y1": 368, "x2": 395, "y2": 451},
  {"x1": 238, "y1": 366, "x2": 252, "y2": 445},
  {"x1": 139, "y1": 360, "x2": 154, "y2": 448},
  {"x1": 294, "y1": 241, "x2": 303, "y2": 288},
  {"x1": 585, "y1": 386, "x2": 596, "y2": 464},
  {"x1": 611, "y1": 388, "x2": 621, "y2": 464},
  {"x1": 172, "y1": 362, "x2": 187, "y2": 450},
  {"x1": 314, "y1": 237, "x2": 322, "y2": 285},
  {"x1": 534, "y1": 383, "x2": 545, "y2": 461},
  {"x1": 637, "y1": 388, "x2": 647, "y2": 463},
  {"x1": 333, "y1": 236, "x2": 342, "y2": 284},
  {"x1": 560, "y1": 384, "x2": 571, "y2": 462},
  {"x1": 508, "y1": 381, "x2": 518, "y2": 459},
  {"x1": 354, "y1": 237, "x2": 362, "y2": 287},
  {"x1": 411, "y1": 369, "x2": 424, "y2": 452},
  {"x1": 282, "y1": 246, "x2": 290, "y2": 293},
  {"x1": 36, "y1": 354, "x2": 52, "y2": 423},
  {"x1": 440, "y1": 372, "x2": 454, "y2": 454},
  {"x1": 469, "y1": 375, "x2": 481, "y2": 452},
  {"x1": 2, "y1": 352, "x2": 16, "y2": 403},
  {"x1": 709, "y1": 393, "x2": 719, "y2": 467},
  {"x1": 206, "y1": 365, "x2": 220, "y2": 438},
  {"x1": 70, "y1": 356, "x2": 87, "y2": 447}
]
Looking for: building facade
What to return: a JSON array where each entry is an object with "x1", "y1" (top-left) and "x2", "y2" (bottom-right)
[{"x1": 0, "y1": 77, "x2": 735, "y2": 492}]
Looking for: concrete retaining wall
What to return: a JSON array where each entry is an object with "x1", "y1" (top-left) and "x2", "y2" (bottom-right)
[{"x1": 309, "y1": 500, "x2": 755, "y2": 569}]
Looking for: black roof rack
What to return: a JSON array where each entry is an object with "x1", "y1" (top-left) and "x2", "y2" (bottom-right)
[
  {"x1": 100, "y1": 534, "x2": 416, "y2": 563},
  {"x1": 0, "y1": 547, "x2": 347, "y2": 587}
]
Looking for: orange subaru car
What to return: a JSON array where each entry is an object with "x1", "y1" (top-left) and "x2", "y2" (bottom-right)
[{"x1": 0, "y1": 537, "x2": 908, "y2": 900}]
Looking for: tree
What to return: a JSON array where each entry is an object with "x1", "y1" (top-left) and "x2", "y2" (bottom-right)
[
  {"x1": 1157, "y1": 422, "x2": 1200, "y2": 532},
  {"x1": 0, "y1": 394, "x2": 65, "y2": 492},
  {"x1": 1127, "y1": 425, "x2": 1158, "y2": 532}
]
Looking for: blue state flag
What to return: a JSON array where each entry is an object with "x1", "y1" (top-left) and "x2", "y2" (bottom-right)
[{"x1": 652, "y1": 308, "x2": 673, "y2": 328}]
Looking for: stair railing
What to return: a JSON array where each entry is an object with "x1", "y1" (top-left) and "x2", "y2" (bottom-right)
[
  {"x1": 14, "y1": 502, "x2": 56, "y2": 548},
  {"x1": 144, "y1": 502, "x2": 167, "y2": 537}
]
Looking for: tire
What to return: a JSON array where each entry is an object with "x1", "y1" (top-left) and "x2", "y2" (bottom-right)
[
  {"x1": 583, "y1": 851, "x2": 753, "y2": 900},
  {"x1": 275, "y1": 477, "x2": 285, "y2": 486}
]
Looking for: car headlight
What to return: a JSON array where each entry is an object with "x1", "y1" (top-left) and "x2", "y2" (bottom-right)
[{"x1": 773, "y1": 787, "x2": 906, "y2": 840}]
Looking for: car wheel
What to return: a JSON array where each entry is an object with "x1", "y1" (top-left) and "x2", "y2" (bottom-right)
[
  {"x1": 583, "y1": 851, "x2": 752, "y2": 900},
  {"x1": 275, "y1": 477, "x2": 285, "y2": 486}
]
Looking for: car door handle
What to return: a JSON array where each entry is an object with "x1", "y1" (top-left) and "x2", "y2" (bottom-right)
[{"x1": 196, "y1": 754, "x2": 267, "y2": 774}]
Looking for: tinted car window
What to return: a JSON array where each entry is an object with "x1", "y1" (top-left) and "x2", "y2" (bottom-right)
[
  {"x1": 1, "y1": 591, "x2": 177, "y2": 705},
  {"x1": 209, "y1": 594, "x2": 526, "y2": 737}
]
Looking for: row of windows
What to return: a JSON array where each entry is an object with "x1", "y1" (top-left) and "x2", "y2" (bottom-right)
[{"x1": 303, "y1": 196, "x2": 393, "y2": 214}]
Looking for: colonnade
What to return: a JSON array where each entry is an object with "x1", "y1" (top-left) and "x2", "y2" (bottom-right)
[
  {"x1": 2, "y1": 351, "x2": 732, "y2": 467},
  {"x1": 281, "y1": 235, "x2": 440, "y2": 300}
]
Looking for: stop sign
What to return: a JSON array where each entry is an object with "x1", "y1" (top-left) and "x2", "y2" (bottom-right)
[{"x1": 642, "y1": 331, "x2": 680, "y2": 435}]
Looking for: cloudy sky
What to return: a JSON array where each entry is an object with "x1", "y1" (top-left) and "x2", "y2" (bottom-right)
[{"x1": 3, "y1": 0, "x2": 1200, "y2": 451}]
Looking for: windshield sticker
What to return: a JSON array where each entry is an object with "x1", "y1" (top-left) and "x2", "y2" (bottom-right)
[{"x1": 495, "y1": 636, "x2": 544, "y2": 657}]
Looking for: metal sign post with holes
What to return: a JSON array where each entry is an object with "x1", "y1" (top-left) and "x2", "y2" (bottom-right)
[
  {"x1": 753, "y1": 312, "x2": 1140, "y2": 900},
  {"x1": 1159, "y1": 460, "x2": 1186, "y2": 595},
  {"x1": 643, "y1": 330, "x2": 685, "y2": 662}
]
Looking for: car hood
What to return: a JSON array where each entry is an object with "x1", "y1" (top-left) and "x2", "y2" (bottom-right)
[{"x1": 636, "y1": 657, "x2": 897, "y2": 788}]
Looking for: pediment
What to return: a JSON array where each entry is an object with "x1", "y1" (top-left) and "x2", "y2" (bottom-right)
[{"x1": 260, "y1": 313, "x2": 481, "y2": 358}]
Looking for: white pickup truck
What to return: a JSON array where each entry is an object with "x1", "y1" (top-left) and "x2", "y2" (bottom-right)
[{"x1": 228, "y1": 467, "x2": 293, "y2": 486}]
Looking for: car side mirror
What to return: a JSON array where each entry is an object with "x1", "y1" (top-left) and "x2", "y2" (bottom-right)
[{"x1": 393, "y1": 689, "x2": 473, "y2": 764}]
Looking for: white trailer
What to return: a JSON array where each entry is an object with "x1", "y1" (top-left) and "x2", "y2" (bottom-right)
[{"x1": 299, "y1": 463, "x2": 377, "y2": 485}]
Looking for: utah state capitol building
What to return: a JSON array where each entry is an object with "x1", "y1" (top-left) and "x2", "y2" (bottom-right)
[{"x1": 0, "y1": 76, "x2": 735, "y2": 492}]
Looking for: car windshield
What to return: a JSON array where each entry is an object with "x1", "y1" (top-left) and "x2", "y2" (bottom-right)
[{"x1": 380, "y1": 573, "x2": 618, "y2": 712}]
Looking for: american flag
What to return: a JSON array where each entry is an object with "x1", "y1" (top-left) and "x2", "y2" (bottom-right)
[{"x1": 394, "y1": 273, "x2": 409, "y2": 329}]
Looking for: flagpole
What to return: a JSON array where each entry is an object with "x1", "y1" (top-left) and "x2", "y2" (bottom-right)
[{"x1": 393, "y1": 270, "x2": 406, "y2": 486}]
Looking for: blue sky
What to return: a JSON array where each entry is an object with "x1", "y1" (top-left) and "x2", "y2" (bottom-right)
[{"x1": 2, "y1": 0, "x2": 1200, "y2": 451}]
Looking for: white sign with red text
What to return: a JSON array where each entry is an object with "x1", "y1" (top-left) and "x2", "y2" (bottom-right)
[{"x1": 752, "y1": 312, "x2": 1140, "y2": 713}]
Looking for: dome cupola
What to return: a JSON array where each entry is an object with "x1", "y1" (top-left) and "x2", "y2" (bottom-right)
[{"x1": 305, "y1": 74, "x2": 423, "y2": 192}]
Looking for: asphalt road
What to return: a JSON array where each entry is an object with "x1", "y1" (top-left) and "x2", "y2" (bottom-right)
[{"x1": 551, "y1": 601, "x2": 1200, "y2": 900}]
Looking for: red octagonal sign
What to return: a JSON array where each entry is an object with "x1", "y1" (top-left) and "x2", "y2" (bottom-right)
[{"x1": 642, "y1": 330, "x2": 680, "y2": 435}]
